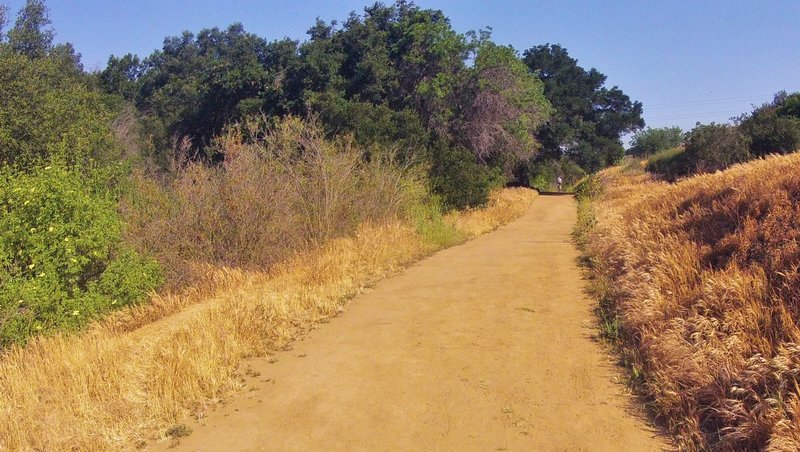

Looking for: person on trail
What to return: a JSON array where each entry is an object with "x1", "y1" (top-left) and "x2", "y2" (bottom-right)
[{"x1": 557, "y1": 176, "x2": 563, "y2": 192}]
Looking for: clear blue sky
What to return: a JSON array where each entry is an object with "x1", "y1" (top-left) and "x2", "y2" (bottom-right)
[{"x1": 5, "y1": 0, "x2": 800, "y2": 133}]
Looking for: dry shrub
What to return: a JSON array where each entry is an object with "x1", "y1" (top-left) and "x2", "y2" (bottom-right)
[
  {"x1": 121, "y1": 116, "x2": 418, "y2": 289},
  {"x1": 0, "y1": 185, "x2": 535, "y2": 450},
  {"x1": 585, "y1": 153, "x2": 800, "y2": 450}
]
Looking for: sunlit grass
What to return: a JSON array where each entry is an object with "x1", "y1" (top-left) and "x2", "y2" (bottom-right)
[{"x1": 582, "y1": 152, "x2": 800, "y2": 450}]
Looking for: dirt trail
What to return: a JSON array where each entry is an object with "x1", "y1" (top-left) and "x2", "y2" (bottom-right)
[{"x1": 158, "y1": 196, "x2": 666, "y2": 451}]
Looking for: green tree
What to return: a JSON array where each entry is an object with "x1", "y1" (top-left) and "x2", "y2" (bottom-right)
[
  {"x1": 0, "y1": 51, "x2": 118, "y2": 170},
  {"x1": 114, "y1": 24, "x2": 299, "y2": 162},
  {"x1": 98, "y1": 53, "x2": 142, "y2": 101},
  {"x1": 628, "y1": 126, "x2": 684, "y2": 156},
  {"x1": 460, "y1": 41, "x2": 551, "y2": 175},
  {"x1": 7, "y1": 0, "x2": 53, "y2": 58},
  {"x1": 523, "y1": 44, "x2": 644, "y2": 172}
]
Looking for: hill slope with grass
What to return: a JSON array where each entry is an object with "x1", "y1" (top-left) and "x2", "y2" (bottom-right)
[{"x1": 580, "y1": 153, "x2": 800, "y2": 450}]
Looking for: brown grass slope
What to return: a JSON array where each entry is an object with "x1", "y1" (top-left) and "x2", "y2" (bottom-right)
[
  {"x1": 585, "y1": 153, "x2": 800, "y2": 450},
  {"x1": 0, "y1": 188, "x2": 536, "y2": 450}
]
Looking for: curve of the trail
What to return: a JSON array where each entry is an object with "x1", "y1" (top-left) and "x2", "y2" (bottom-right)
[{"x1": 158, "y1": 196, "x2": 666, "y2": 452}]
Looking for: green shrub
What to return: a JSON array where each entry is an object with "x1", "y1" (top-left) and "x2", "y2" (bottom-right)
[
  {"x1": 408, "y1": 193, "x2": 464, "y2": 249},
  {"x1": 740, "y1": 94, "x2": 800, "y2": 156},
  {"x1": 684, "y1": 123, "x2": 750, "y2": 173},
  {"x1": 0, "y1": 166, "x2": 162, "y2": 347},
  {"x1": 645, "y1": 146, "x2": 690, "y2": 180},
  {"x1": 430, "y1": 141, "x2": 505, "y2": 210},
  {"x1": 573, "y1": 174, "x2": 602, "y2": 201},
  {"x1": 647, "y1": 124, "x2": 750, "y2": 180},
  {"x1": 627, "y1": 126, "x2": 684, "y2": 157}
]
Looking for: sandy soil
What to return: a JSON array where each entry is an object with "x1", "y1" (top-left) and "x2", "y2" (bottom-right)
[{"x1": 154, "y1": 195, "x2": 667, "y2": 451}]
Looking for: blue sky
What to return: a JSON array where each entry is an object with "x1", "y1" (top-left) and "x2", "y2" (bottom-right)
[{"x1": 4, "y1": 0, "x2": 799, "y2": 133}]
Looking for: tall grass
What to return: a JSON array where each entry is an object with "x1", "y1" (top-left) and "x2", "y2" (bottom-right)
[
  {"x1": 583, "y1": 153, "x2": 800, "y2": 450},
  {"x1": 0, "y1": 174, "x2": 535, "y2": 450}
]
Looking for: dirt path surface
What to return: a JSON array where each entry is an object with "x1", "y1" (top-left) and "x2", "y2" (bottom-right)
[{"x1": 158, "y1": 196, "x2": 666, "y2": 451}]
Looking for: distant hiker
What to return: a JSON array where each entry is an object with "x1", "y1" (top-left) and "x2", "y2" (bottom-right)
[{"x1": 557, "y1": 176, "x2": 563, "y2": 192}]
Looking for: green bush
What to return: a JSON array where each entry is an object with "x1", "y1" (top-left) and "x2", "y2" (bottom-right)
[
  {"x1": 0, "y1": 166, "x2": 162, "y2": 346},
  {"x1": 627, "y1": 126, "x2": 683, "y2": 157},
  {"x1": 572, "y1": 174, "x2": 602, "y2": 201},
  {"x1": 740, "y1": 94, "x2": 800, "y2": 156},
  {"x1": 430, "y1": 141, "x2": 505, "y2": 210},
  {"x1": 645, "y1": 146, "x2": 690, "y2": 180},
  {"x1": 685, "y1": 123, "x2": 750, "y2": 173},
  {"x1": 647, "y1": 124, "x2": 750, "y2": 180}
]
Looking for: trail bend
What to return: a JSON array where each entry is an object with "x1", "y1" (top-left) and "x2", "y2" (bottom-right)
[{"x1": 156, "y1": 195, "x2": 666, "y2": 451}]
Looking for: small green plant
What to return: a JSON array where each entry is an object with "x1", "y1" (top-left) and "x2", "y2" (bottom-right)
[{"x1": 0, "y1": 165, "x2": 162, "y2": 347}]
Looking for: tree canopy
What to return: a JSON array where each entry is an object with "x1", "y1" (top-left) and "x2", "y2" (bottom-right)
[{"x1": 523, "y1": 43, "x2": 644, "y2": 172}]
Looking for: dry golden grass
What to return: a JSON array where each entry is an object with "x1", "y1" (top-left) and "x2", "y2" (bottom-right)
[
  {"x1": 0, "y1": 187, "x2": 536, "y2": 450},
  {"x1": 584, "y1": 153, "x2": 800, "y2": 450}
]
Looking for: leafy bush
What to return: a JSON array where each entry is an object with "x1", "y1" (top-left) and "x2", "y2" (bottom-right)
[
  {"x1": 572, "y1": 174, "x2": 601, "y2": 201},
  {"x1": 429, "y1": 141, "x2": 505, "y2": 210},
  {"x1": 684, "y1": 123, "x2": 750, "y2": 173},
  {"x1": 647, "y1": 124, "x2": 750, "y2": 180},
  {"x1": 0, "y1": 166, "x2": 162, "y2": 346},
  {"x1": 739, "y1": 93, "x2": 800, "y2": 156},
  {"x1": 644, "y1": 146, "x2": 690, "y2": 180},
  {"x1": 627, "y1": 126, "x2": 683, "y2": 157}
]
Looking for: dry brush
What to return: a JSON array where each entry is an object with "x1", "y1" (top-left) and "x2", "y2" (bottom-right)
[{"x1": 583, "y1": 153, "x2": 800, "y2": 450}]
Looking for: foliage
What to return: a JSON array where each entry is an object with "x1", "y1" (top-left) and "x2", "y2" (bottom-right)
[
  {"x1": 683, "y1": 123, "x2": 751, "y2": 173},
  {"x1": 644, "y1": 146, "x2": 688, "y2": 179},
  {"x1": 0, "y1": 45, "x2": 117, "y2": 170},
  {"x1": 523, "y1": 43, "x2": 644, "y2": 172},
  {"x1": 646, "y1": 123, "x2": 750, "y2": 180},
  {"x1": 0, "y1": 166, "x2": 162, "y2": 346},
  {"x1": 99, "y1": 2, "x2": 561, "y2": 201},
  {"x1": 461, "y1": 41, "x2": 551, "y2": 174},
  {"x1": 739, "y1": 91, "x2": 800, "y2": 156},
  {"x1": 528, "y1": 157, "x2": 586, "y2": 192},
  {"x1": 627, "y1": 126, "x2": 683, "y2": 156},
  {"x1": 6, "y1": 0, "x2": 52, "y2": 59},
  {"x1": 428, "y1": 140, "x2": 504, "y2": 210},
  {"x1": 0, "y1": 5, "x2": 10, "y2": 42}
]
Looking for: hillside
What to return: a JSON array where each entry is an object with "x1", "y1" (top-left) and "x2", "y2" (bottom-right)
[{"x1": 581, "y1": 153, "x2": 800, "y2": 450}]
